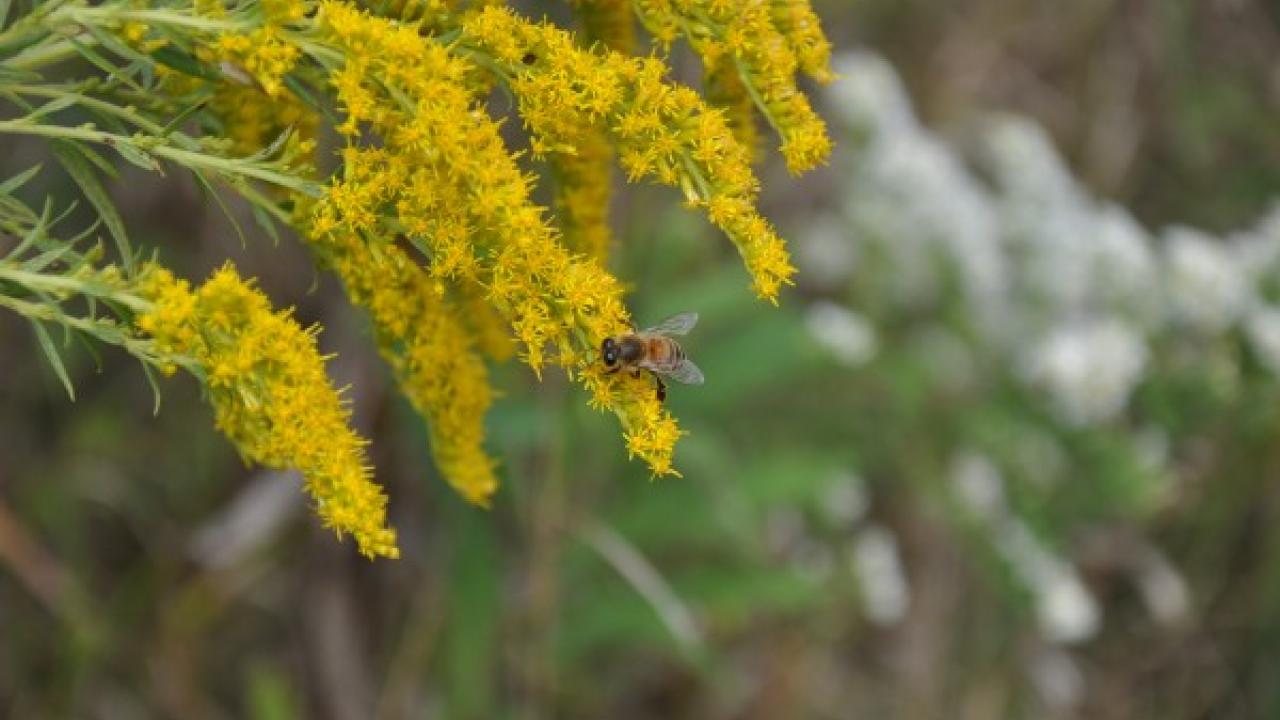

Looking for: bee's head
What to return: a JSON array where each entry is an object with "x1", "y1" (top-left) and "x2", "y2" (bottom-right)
[{"x1": 601, "y1": 337, "x2": 619, "y2": 367}]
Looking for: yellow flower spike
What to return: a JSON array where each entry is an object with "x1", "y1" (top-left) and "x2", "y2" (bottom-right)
[
  {"x1": 705, "y1": 56, "x2": 760, "y2": 163},
  {"x1": 135, "y1": 264, "x2": 400, "y2": 560},
  {"x1": 397, "y1": 292, "x2": 501, "y2": 506},
  {"x1": 548, "y1": 0, "x2": 621, "y2": 268},
  {"x1": 550, "y1": 135, "x2": 615, "y2": 262},
  {"x1": 581, "y1": 364, "x2": 682, "y2": 477},
  {"x1": 212, "y1": 27, "x2": 301, "y2": 97},
  {"x1": 631, "y1": 0, "x2": 833, "y2": 173},
  {"x1": 769, "y1": 0, "x2": 835, "y2": 84},
  {"x1": 570, "y1": 0, "x2": 636, "y2": 54},
  {"x1": 454, "y1": 279, "x2": 516, "y2": 362},
  {"x1": 306, "y1": 220, "x2": 502, "y2": 506},
  {"x1": 459, "y1": 6, "x2": 796, "y2": 302},
  {"x1": 307, "y1": 2, "x2": 681, "y2": 476},
  {"x1": 181, "y1": 0, "x2": 319, "y2": 157}
]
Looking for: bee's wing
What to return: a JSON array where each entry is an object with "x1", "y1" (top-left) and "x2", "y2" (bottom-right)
[
  {"x1": 642, "y1": 311, "x2": 699, "y2": 337},
  {"x1": 656, "y1": 357, "x2": 705, "y2": 385}
]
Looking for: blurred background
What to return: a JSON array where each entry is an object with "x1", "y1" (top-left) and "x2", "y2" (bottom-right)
[{"x1": 3, "y1": 0, "x2": 1280, "y2": 717}]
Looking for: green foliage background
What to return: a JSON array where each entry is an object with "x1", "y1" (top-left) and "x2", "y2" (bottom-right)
[{"x1": 2, "y1": 0, "x2": 1280, "y2": 718}]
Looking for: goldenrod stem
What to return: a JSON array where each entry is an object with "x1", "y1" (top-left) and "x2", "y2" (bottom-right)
[{"x1": 0, "y1": 119, "x2": 324, "y2": 196}]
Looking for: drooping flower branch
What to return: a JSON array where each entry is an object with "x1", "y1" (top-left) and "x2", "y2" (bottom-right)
[{"x1": 0, "y1": 0, "x2": 833, "y2": 556}]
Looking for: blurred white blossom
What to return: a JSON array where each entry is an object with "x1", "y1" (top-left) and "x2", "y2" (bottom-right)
[
  {"x1": 1233, "y1": 202, "x2": 1280, "y2": 284},
  {"x1": 821, "y1": 471, "x2": 869, "y2": 527},
  {"x1": 951, "y1": 449, "x2": 1101, "y2": 645},
  {"x1": 1246, "y1": 306, "x2": 1280, "y2": 376},
  {"x1": 951, "y1": 451, "x2": 1006, "y2": 521},
  {"x1": 1164, "y1": 226, "x2": 1248, "y2": 333},
  {"x1": 1024, "y1": 320, "x2": 1148, "y2": 426},
  {"x1": 981, "y1": 117, "x2": 1097, "y2": 315},
  {"x1": 1001, "y1": 521, "x2": 1100, "y2": 644},
  {"x1": 795, "y1": 214, "x2": 858, "y2": 290},
  {"x1": 806, "y1": 301, "x2": 878, "y2": 367},
  {"x1": 851, "y1": 525, "x2": 910, "y2": 626},
  {"x1": 827, "y1": 52, "x2": 919, "y2": 136},
  {"x1": 1031, "y1": 649, "x2": 1085, "y2": 713},
  {"x1": 832, "y1": 52, "x2": 1008, "y2": 327},
  {"x1": 1133, "y1": 543, "x2": 1191, "y2": 626},
  {"x1": 816, "y1": 51, "x2": 1279, "y2": 651},
  {"x1": 1093, "y1": 204, "x2": 1159, "y2": 319}
]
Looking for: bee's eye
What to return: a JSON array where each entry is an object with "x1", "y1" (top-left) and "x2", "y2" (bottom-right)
[{"x1": 601, "y1": 338, "x2": 617, "y2": 365}]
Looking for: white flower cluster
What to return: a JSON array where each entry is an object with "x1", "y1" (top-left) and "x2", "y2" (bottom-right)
[
  {"x1": 1021, "y1": 320, "x2": 1148, "y2": 426},
  {"x1": 950, "y1": 452, "x2": 1099, "y2": 644},
  {"x1": 812, "y1": 51, "x2": 1280, "y2": 428}
]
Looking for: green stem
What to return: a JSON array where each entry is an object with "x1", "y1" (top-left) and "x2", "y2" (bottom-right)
[
  {"x1": 679, "y1": 152, "x2": 714, "y2": 203},
  {"x1": 0, "y1": 119, "x2": 323, "y2": 196},
  {"x1": 732, "y1": 58, "x2": 783, "y2": 137},
  {"x1": 0, "y1": 293, "x2": 157, "y2": 358},
  {"x1": 2, "y1": 83, "x2": 171, "y2": 137},
  {"x1": 0, "y1": 265, "x2": 151, "y2": 311},
  {"x1": 3, "y1": 36, "x2": 92, "y2": 72},
  {"x1": 54, "y1": 6, "x2": 249, "y2": 33}
]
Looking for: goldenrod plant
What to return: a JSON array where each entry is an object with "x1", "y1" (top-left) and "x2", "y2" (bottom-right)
[{"x1": 0, "y1": 0, "x2": 832, "y2": 558}]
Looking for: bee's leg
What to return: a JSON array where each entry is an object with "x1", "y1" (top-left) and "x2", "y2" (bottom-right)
[
  {"x1": 655, "y1": 376, "x2": 667, "y2": 403},
  {"x1": 630, "y1": 368, "x2": 641, "y2": 379},
  {"x1": 604, "y1": 365, "x2": 620, "y2": 375}
]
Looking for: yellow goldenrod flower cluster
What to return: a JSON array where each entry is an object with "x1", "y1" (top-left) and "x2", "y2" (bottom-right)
[
  {"x1": 208, "y1": 0, "x2": 306, "y2": 97},
  {"x1": 307, "y1": 1, "x2": 688, "y2": 475},
  {"x1": 460, "y1": 6, "x2": 797, "y2": 302},
  {"x1": 186, "y1": 0, "x2": 317, "y2": 155},
  {"x1": 550, "y1": 131, "x2": 616, "y2": 262},
  {"x1": 12, "y1": 0, "x2": 830, "y2": 545},
  {"x1": 305, "y1": 189, "x2": 502, "y2": 505},
  {"x1": 769, "y1": 0, "x2": 834, "y2": 84},
  {"x1": 553, "y1": 1, "x2": 631, "y2": 262},
  {"x1": 632, "y1": 0, "x2": 833, "y2": 174},
  {"x1": 705, "y1": 55, "x2": 760, "y2": 163},
  {"x1": 135, "y1": 264, "x2": 400, "y2": 559},
  {"x1": 571, "y1": 0, "x2": 636, "y2": 54},
  {"x1": 212, "y1": 28, "x2": 300, "y2": 98},
  {"x1": 206, "y1": 82, "x2": 318, "y2": 157},
  {"x1": 581, "y1": 364, "x2": 684, "y2": 477}
]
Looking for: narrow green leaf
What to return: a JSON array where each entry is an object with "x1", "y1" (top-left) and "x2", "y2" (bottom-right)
[
  {"x1": 250, "y1": 201, "x2": 282, "y2": 246},
  {"x1": 85, "y1": 104, "x2": 130, "y2": 136},
  {"x1": 73, "y1": 329, "x2": 103, "y2": 371},
  {"x1": 22, "y1": 93, "x2": 80, "y2": 122},
  {"x1": 159, "y1": 97, "x2": 210, "y2": 138},
  {"x1": 31, "y1": 321, "x2": 75, "y2": 400},
  {"x1": 71, "y1": 142, "x2": 119, "y2": 180},
  {"x1": 141, "y1": 360, "x2": 163, "y2": 415},
  {"x1": 149, "y1": 45, "x2": 220, "y2": 81},
  {"x1": 67, "y1": 36, "x2": 145, "y2": 94},
  {"x1": 51, "y1": 141, "x2": 132, "y2": 273},
  {"x1": 282, "y1": 74, "x2": 339, "y2": 127},
  {"x1": 0, "y1": 67, "x2": 41, "y2": 84},
  {"x1": 65, "y1": 215, "x2": 103, "y2": 247},
  {"x1": 83, "y1": 24, "x2": 155, "y2": 68},
  {"x1": 49, "y1": 197, "x2": 81, "y2": 231},
  {"x1": 0, "y1": 164, "x2": 42, "y2": 195},
  {"x1": 112, "y1": 141, "x2": 161, "y2": 173},
  {"x1": 192, "y1": 169, "x2": 247, "y2": 247},
  {"x1": 6, "y1": 196, "x2": 53, "y2": 260},
  {"x1": 22, "y1": 242, "x2": 76, "y2": 272},
  {"x1": 246, "y1": 126, "x2": 294, "y2": 163}
]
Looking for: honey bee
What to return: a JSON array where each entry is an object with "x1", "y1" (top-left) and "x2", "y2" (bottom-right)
[{"x1": 601, "y1": 311, "x2": 705, "y2": 402}]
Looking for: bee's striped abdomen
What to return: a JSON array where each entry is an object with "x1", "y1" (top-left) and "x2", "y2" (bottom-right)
[{"x1": 645, "y1": 337, "x2": 684, "y2": 371}]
